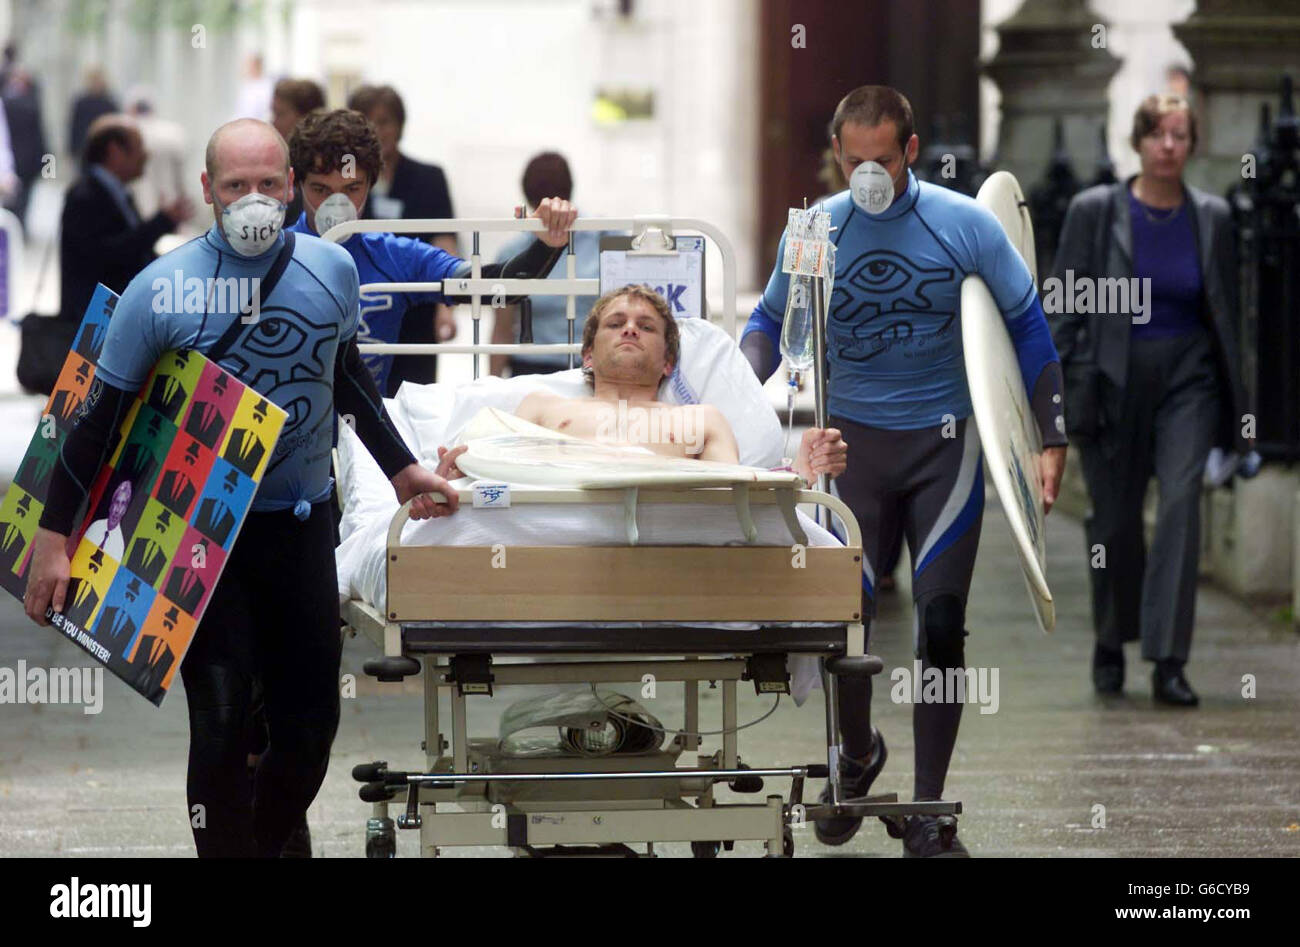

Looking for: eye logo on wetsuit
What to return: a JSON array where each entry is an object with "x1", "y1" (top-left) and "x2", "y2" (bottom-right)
[
  {"x1": 829, "y1": 250, "x2": 955, "y2": 363},
  {"x1": 851, "y1": 257, "x2": 913, "y2": 294},
  {"x1": 215, "y1": 306, "x2": 340, "y2": 475},
  {"x1": 245, "y1": 317, "x2": 308, "y2": 359}
]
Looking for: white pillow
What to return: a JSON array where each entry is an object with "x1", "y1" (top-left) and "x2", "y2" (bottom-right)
[
  {"x1": 423, "y1": 319, "x2": 782, "y2": 468},
  {"x1": 392, "y1": 383, "x2": 457, "y2": 467},
  {"x1": 662, "y1": 318, "x2": 783, "y2": 468}
]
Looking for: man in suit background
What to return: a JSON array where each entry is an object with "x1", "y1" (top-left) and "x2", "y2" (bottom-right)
[
  {"x1": 67, "y1": 68, "x2": 118, "y2": 159},
  {"x1": 59, "y1": 115, "x2": 193, "y2": 323},
  {"x1": 2, "y1": 61, "x2": 48, "y2": 228},
  {"x1": 347, "y1": 85, "x2": 457, "y2": 389}
]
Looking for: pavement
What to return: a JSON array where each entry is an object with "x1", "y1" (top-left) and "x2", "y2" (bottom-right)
[
  {"x1": 1, "y1": 231, "x2": 1295, "y2": 857},
  {"x1": 1, "y1": 480, "x2": 1297, "y2": 859}
]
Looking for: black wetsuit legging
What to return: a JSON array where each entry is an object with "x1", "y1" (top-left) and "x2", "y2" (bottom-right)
[
  {"x1": 831, "y1": 415, "x2": 984, "y2": 803},
  {"x1": 181, "y1": 500, "x2": 341, "y2": 858}
]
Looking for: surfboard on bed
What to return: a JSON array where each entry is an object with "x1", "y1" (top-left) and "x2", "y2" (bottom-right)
[
  {"x1": 962, "y1": 171, "x2": 1055, "y2": 633},
  {"x1": 456, "y1": 406, "x2": 803, "y2": 490},
  {"x1": 0, "y1": 284, "x2": 288, "y2": 704}
]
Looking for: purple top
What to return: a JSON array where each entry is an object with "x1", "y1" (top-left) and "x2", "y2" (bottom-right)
[{"x1": 1129, "y1": 191, "x2": 1203, "y2": 340}]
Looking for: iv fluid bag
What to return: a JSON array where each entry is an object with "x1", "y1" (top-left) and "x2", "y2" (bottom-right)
[{"x1": 781, "y1": 273, "x2": 816, "y2": 372}]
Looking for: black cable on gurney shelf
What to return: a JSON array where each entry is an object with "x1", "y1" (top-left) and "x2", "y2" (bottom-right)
[{"x1": 588, "y1": 683, "x2": 781, "y2": 739}]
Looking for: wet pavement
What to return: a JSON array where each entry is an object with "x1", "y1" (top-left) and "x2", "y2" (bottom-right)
[{"x1": 1, "y1": 488, "x2": 1297, "y2": 858}]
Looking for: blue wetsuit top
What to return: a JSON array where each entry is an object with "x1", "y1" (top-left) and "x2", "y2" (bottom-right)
[
  {"x1": 287, "y1": 213, "x2": 461, "y2": 393},
  {"x1": 94, "y1": 224, "x2": 362, "y2": 511},
  {"x1": 743, "y1": 172, "x2": 1064, "y2": 444}
]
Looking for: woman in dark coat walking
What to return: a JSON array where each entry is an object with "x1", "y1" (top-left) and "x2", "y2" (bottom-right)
[{"x1": 1050, "y1": 94, "x2": 1250, "y2": 707}]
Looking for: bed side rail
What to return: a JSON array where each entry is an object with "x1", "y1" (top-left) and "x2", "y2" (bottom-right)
[{"x1": 381, "y1": 486, "x2": 863, "y2": 625}]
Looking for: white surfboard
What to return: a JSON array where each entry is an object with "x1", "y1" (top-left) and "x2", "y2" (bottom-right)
[
  {"x1": 456, "y1": 406, "x2": 804, "y2": 490},
  {"x1": 962, "y1": 171, "x2": 1055, "y2": 633}
]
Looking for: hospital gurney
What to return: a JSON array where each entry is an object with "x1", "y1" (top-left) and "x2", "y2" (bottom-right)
[{"x1": 325, "y1": 216, "x2": 962, "y2": 857}]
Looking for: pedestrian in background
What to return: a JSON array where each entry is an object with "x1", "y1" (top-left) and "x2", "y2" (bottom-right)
[
  {"x1": 2, "y1": 53, "x2": 48, "y2": 228},
  {"x1": 68, "y1": 67, "x2": 117, "y2": 158},
  {"x1": 347, "y1": 84, "x2": 457, "y2": 387},
  {"x1": 1050, "y1": 94, "x2": 1249, "y2": 707},
  {"x1": 59, "y1": 115, "x2": 192, "y2": 323},
  {"x1": 125, "y1": 87, "x2": 187, "y2": 223},
  {"x1": 270, "y1": 77, "x2": 325, "y2": 227},
  {"x1": 490, "y1": 151, "x2": 605, "y2": 377}
]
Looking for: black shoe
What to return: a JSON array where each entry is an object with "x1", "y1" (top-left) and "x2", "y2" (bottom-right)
[
  {"x1": 902, "y1": 814, "x2": 969, "y2": 858},
  {"x1": 814, "y1": 728, "x2": 887, "y2": 846},
  {"x1": 1092, "y1": 644, "x2": 1125, "y2": 694},
  {"x1": 280, "y1": 815, "x2": 313, "y2": 858},
  {"x1": 1152, "y1": 663, "x2": 1199, "y2": 707}
]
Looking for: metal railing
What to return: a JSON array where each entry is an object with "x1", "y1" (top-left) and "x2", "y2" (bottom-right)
[{"x1": 319, "y1": 216, "x2": 738, "y2": 378}]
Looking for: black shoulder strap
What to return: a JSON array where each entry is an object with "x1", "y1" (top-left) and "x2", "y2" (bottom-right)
[{"x1": 207, "y1": 232, "x2": 296, "y2": 362}]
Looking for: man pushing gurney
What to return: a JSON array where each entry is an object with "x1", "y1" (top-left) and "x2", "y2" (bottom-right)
[
  {"x1": 741, "y1": 86, "x2": 1069, "y2": 856},
  {"x1": 21, "y1": 118, "x2": 467, "y2": 858}
]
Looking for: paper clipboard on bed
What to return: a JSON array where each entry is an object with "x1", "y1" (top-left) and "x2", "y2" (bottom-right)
[{"x1": 599, "y1": 234, "x2": 706, "y2": 320}]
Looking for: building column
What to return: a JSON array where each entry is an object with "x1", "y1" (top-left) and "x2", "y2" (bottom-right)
[
  {"x1": 982, "y1": 0, "x2": 1121, "y2": 190},
  {"x1": 1173, "y1": 0, "x2": 1300, "y2": 191}
]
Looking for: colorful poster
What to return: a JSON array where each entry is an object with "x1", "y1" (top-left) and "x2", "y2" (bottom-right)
[{"x1": 0, "y1": 284, "x2": 287, "y2": 705}]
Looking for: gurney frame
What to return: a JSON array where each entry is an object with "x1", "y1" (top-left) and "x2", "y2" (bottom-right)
[{"x1": 329, "y1": 216, "x2": 961, "y2": 856}]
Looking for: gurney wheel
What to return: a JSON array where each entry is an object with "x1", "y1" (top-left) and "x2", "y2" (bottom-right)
[
  {"x1": 365, "y1": 817, "x2": 397, "y2": 858},
  {"x1": 690, "y1": 840, "x2": 721, "y2": 859}
]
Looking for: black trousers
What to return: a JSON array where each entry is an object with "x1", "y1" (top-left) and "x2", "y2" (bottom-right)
[
  {"x1": 1076, "y1": 329, "x2": 1219, "y2": 663},
  {"x1": 180, "y1": 502, "x2": 342, "y2": 858},
  {"x1": 830, "y1": 415, "x2": 985, "y2": 801}
]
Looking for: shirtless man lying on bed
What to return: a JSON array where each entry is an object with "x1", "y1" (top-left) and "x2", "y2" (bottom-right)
[{"x1": 436, "y1": 285, "x2": 847, "y2": 488}]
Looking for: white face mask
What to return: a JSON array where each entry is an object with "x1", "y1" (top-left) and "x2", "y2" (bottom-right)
[
  {"x1": 312, "y1": 191, "x2": 358, "y2": 236},
  {"x1": 849, "y1": 159, "x2": 906, "y2": 216},
  {"x1": 216, "y1": 192, "x2": 285, "y2": 256}
]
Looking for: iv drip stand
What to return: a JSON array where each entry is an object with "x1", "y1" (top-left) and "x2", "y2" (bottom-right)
[{"x1": 811, "y1": 271, "x2": 830, "y2": 529}]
